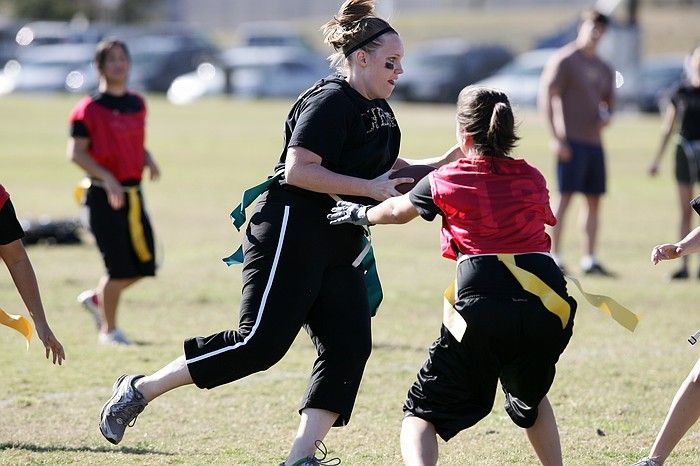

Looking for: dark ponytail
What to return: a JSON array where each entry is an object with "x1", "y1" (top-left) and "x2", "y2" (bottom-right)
[{"x1": 456, "y1": 86, "x2": 519, "y2": 158}]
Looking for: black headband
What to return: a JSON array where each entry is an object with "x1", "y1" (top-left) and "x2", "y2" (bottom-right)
[{"x1": 343, "y1": 26, "x2": 396, "y2": 57}]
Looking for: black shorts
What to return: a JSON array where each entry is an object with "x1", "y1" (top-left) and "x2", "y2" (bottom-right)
[
  {"x1": 0, "y1": 200, "x2": 25, "y2": 245},
  {"x1": 674, "y1": 140, "x2": 700, "y2": 185},
  {"x1": 85, "y1": 183, "x2": 156, "y2": 279},
  {"x1": 557, "y1": 139, "x2": 606, "y2": 194},
  {"x1": 403, "y1": 254, "x2": 576, "y2": 441}
]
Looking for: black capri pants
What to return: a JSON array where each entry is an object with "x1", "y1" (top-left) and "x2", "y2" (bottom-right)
[
  {"x1": 403, "y1": 253, "x2": 576, "y2": 441},
  {"x1": 184, "y1": 186, "x2": 373, "y2": 426}
]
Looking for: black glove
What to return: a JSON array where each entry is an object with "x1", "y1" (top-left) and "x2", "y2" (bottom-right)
[{"x1": 327, "y1": 201, "x2": 371, "y2": 226}]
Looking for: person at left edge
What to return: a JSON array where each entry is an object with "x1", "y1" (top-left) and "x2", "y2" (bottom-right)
[
  {"x1": 67, "y1": 39, "x2": 160, "y2": 346},
  {"x1": 1, "y1": 183, "x2": 65, "y2": 364},
  {"x1": 97, "y1": 1, "x2": 462, "y2": 463}
]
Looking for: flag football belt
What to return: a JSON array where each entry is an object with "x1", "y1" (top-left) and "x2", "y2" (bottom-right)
[
  {"x1": 0, "y1": 305, "x2": 32, "y2": 349},
  {"x1": 223, "y1": 174, "x2": 383, "y2": 316},
  {"x1": 75, "y1": 178, "x2": 152, "y2": 263},
  {"x1": 442, "y1": 253, "x2": 639, "y2": 342}
]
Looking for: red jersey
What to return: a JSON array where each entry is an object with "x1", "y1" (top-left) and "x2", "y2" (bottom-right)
[
  {"x1": 429, "y1": 156, "x2": 556, "y2": 259},
  {"x1": 69, "y1": 93, "x2": 146, "y2": 182},
  {"x1": 0, "y1": 184, "x2": 8, "y2": 210}
]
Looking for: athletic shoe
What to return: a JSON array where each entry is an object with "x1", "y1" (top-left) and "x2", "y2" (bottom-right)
[
  {"x1": 77, "y1": 289, "x2": 102, "y2": 329},
  {"x1": 100, "y1": 374, "x2": 147, "y2": 445},
  {"x1": 99, "y1": 329, "x2": 131, "y2": 346},
  {"x1": 582, "y1": 262, "x2": 616, "y2": 277},
  {"x1": 668, "y1": 267, "x2": 689, "y2": 280},
  {"x1": 281, "y1": 441, "x2": 341, "y2": 465},
  {"x1": 631, "y1": 458, "x2": 661, "y2": 466}
]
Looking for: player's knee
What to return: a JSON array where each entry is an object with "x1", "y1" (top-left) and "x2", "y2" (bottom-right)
[
  {"x1": 504, "y1": 393, "x2": 538, "y2": 428},
  {"x1": 331, "y1": 336, "x2": 372, "y2": 372}
]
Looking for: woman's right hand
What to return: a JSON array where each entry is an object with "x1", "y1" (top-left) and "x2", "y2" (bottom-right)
[
  {"x1": 648, "y1": 161, "x2": 659, "y2": 177},
  {"x1": 553, "y1": 139, "x2": 572, "y2": 162},
  {"x1": 651, "y1": 243, "x2": 683, "y2": 264},
  {"x1": 103, "y1": 175, "x2": 125, "y2": 210},
  {"x1": 368, "y1": 171, "x2": 413, "y2": 202}
]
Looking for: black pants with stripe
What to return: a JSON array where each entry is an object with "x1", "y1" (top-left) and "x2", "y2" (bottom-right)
[{"x1": 184, "y1": 186, "x2": 372, "y2": 426}]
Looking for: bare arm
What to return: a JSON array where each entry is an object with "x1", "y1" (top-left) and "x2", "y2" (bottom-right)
[
  {"x1": 144, "y1": 149, "x2": 161, "y2": 181},
  {"x1": 0, "y1": 240, "x2": 65, "y2": 364},
  {"x1": 538, "y1": 60, "x2": 571, "y2": 162},
  {"x1": 651, "y1": 226, "x2": 700, "y2": 264},
  {"x1": 393, "y1": 144, "x2": 464, "y2": 169},
  {"x1": 285, "y1": 146, "x2": 412, "y2": 202},
  {"x1": 648, "y1": 103, "x2": 678, "y2": 176},
  {"x1": 67, "y1": 136, "x2": 124, "y2": 209},
  {"x1": 366, "y1": 194, "x2": 419, "y2": 225}
]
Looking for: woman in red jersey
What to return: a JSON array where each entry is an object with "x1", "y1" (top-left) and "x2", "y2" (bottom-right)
[
  {"x1": 330, "y1": 86, "x2": 576, "y2": 466},
  {"x1": 67, "y1": 39, "x2": 160, "y2": 346}
]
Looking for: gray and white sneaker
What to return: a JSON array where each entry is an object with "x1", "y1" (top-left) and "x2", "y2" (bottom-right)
[
  {"x1": 631, "y1": 458, "x2": 661, "y2": 466},
  {"x1": 100, "y1": 374, "x2": 147, "y2": 444}
]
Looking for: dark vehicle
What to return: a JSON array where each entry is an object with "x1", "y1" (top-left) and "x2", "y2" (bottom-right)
[
  {"x1": 124, "y1": 31, "x2": 220, "y2": 92},
  {"x1": 0, "y1": 20, "x2": 21, "y2": 66},
  {"x1": 392, "y1": 40, "x2": 513, "y2": 103},
  {"x1": 638, "y1": 54, "x2": 686, "y2": 113}
]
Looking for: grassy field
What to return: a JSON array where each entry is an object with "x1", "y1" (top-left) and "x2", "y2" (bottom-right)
[{"x1": 1, "y1": 93, "x2": 700, "y2": 465}]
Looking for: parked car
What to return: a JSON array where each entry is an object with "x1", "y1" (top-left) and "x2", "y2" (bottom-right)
[
  {"x1": 13, "y1": 20, "x2": 102, "y2": 47},
  {"x1": 0, "y1": 19, "x2": 21, "y2": 67},
  {"x1": 62, "y1": 27, "x2": 221, "y2": 94},
  {"x1": 127, "y1": 33, "x2": 219, "y2": 92},
  {"x1": 237, "y1": 21, "x2": 314, "y2": 49},
  {"x1": 474, "y1": 48, "x2": 557, "y2": 108},
  {"x1": 0, "y1": 42, "x2": 95, "y2": 94},
  {"x1": 392, "y1": 39, "x2": 513, "y2": 103},
  {"x1": 167, "y1": 45, "x2": 330, "y2": 104},
  {"x1": 637, "y1": 54, "x2": 686, "y2": 113}
]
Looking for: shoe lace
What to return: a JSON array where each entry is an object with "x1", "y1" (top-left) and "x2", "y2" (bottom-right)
[
  {"x1": 110, "y1": 398, "x2": 145, "y2": 427},
  {"x1": 311, "y1": 440, "x2": 341, "y2": 465}
]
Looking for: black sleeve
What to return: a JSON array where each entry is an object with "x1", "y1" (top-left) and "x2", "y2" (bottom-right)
[
  {"x1": 409, "y1": 175, "x2": 442, "y2": 221},
  {"x1": 70, "y1": 120, "x2": 89, "y2": 138},
  {"x1": 287, "y1": 89, "x2": 349, "y2": 165},
  {"x1": 691, "y1": 195, "x2": 700, "y2": 217},
  {"x1": 0, "y1": 200, "x2": 25, "y2": 245}
]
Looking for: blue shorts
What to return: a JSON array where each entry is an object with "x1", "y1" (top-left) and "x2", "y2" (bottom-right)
[{"x1": 557, "y1": 140, "x2": 606, "y2": 195}]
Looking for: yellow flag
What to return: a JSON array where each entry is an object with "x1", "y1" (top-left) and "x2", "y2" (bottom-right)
[{"x1": 0, "y1": 306, "x2": 33, "y2": 349}]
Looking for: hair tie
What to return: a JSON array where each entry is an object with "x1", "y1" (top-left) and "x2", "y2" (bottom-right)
[{"x1": 343, "y1": 26, "x2": 395, "y2": 57}]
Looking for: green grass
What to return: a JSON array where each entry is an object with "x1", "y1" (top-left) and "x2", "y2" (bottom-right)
[{"x1": 1, "y1": 93, "x2": 699, "y2": 465}]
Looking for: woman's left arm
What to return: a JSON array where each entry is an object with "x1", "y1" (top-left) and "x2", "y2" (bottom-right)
[
  {"x1": 144, "y1": 150, "x2": 161, "y2": 181},
  {"x1": 392, "y1": 143, "x2": 463, "y2": 170}
]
